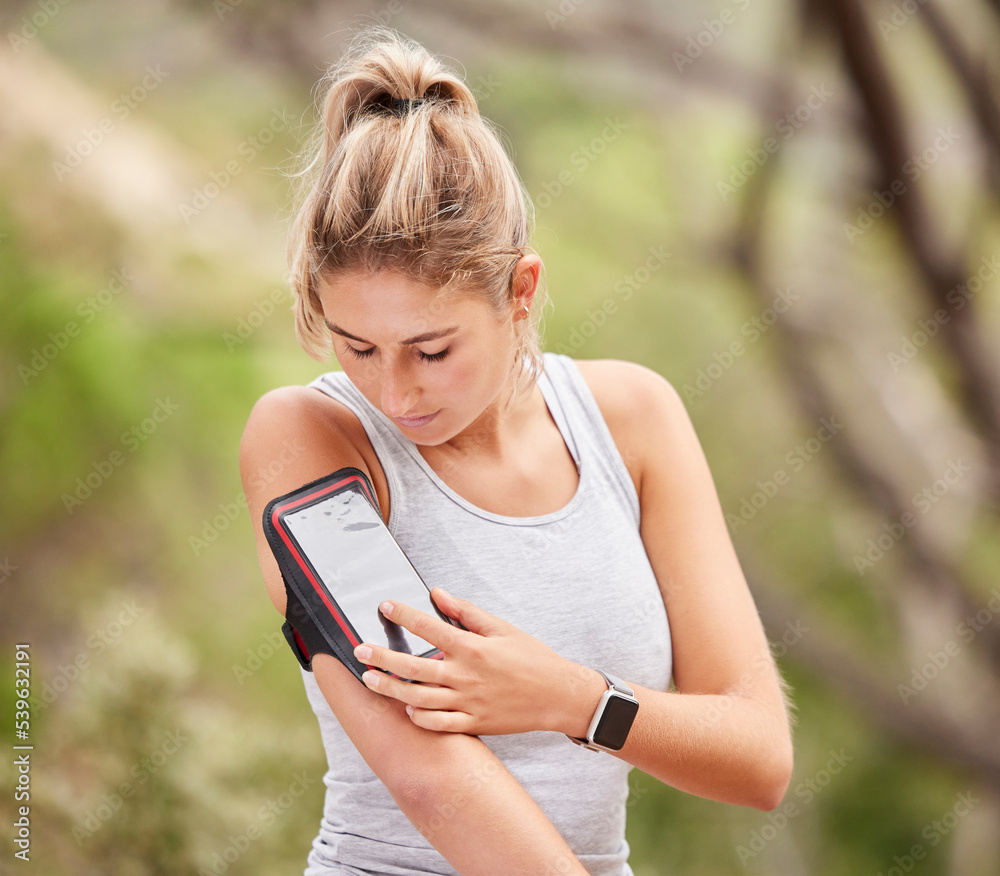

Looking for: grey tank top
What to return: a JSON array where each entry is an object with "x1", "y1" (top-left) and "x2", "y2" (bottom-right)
[{"x1": 299, "y1": 352, "x2": 672, "y2": 876}]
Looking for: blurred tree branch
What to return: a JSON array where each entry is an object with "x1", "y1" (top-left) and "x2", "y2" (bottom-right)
[
  {"x1": 820, "y1": 0, "x2": 1000, "y2": 502},
  {"x1": 728, "y1": 2, "x2": 1000, "y2": 796},
  {"x1": 207, "y1": 0, "x2": 857, "y2": 132},
  {"x1": 729, "y1": 153, "x2": 1000, "y2": 677},
  {"x1": 918, "y1": 1, "x2": 1000, "y2": 199},
  {"x1": 751, "y1": 572, "x2": 1000, "y2": 788}
]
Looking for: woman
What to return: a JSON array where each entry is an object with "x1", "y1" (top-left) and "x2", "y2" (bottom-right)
[{"x1": 240, "y1": 27, "x2": 793, "y2": 876}]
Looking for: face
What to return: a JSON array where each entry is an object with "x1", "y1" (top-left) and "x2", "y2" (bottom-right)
[{"x1": 317, "y1": 267, "x2": 529, "y2": 446}]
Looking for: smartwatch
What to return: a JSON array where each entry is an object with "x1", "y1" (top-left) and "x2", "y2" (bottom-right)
[{"x1": 569, "y1": 671, "x2": 639, "y2": 753}]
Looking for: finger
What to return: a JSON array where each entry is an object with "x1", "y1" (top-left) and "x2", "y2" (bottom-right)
[
  {"x1": 431, "y1": 588, "x2": 507, "y2": 637},
  {"x1": 360, "y1": 670, "x2": 460, "y2": 712},
  {"x1": 379, "y1": 599, "x2": 464, "y2": 652},
  {"x1": 354, "y1": 642, "x2": 446, "y2": 685},
  {"x1": 405, "y1": 704, "x2": 477, "y2": 734}
]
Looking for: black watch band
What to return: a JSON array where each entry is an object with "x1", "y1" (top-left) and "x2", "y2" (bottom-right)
[{"x1": 568, "y1": 670, "x2": 639, "y2": 753}]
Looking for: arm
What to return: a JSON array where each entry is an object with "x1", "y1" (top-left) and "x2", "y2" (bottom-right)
[
  {"x1": 591, "y1": 360, "x2": 794, "y2": 811},
  {"x1": 353, "y1": 362, "x2": 794, "y2": 811},
  {"x1": 240, "y1": 386, "x2": 587, "y2": 876}
]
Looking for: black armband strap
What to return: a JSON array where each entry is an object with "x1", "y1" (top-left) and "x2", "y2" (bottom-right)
[
  {"x1": 263, "y1": 467, "x2": 380, "y2": 679},
  {"x1": 280, "y1": 584, "x2": 327, "y2": 671}
]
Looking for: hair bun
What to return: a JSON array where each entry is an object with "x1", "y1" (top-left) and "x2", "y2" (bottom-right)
[
  {"x1": 289, "y1": 26, "x2": 541, "y2": 403},
  {"x1": 319, "y1": 29, "x2": 478, "y2": 144}
]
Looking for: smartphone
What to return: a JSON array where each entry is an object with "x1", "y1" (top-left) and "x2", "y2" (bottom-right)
[{"x1": 270, "y1": 471, "x2": 454, "y2": 673}]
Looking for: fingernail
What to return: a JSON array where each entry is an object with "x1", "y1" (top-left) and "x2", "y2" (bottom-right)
[
  {"x1": 355, "y1": 645, "x2": 372, "y2": 661},
  {"x1": 363, "y1": 671, "x2": 380, "y2": 689},
  {"x1": 379, "y1": 601, "x2": 394, "y2": 617},
  {"x1": 405, "y1": 705, "x2": 413, "y2": 717}
]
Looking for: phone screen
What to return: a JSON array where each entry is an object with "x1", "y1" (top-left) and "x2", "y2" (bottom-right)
[{"x1": 283, "y1": 484, "x2": 440, "y2": 657}]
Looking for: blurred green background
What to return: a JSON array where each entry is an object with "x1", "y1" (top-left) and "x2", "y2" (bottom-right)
[{"x1": 2, "y1": 0, "x2": 1000, "y2": 874}]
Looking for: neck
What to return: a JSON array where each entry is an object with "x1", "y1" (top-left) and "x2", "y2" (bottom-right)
[{"x1": 428, "y1": 372, "x2": 537, "y2": 463}]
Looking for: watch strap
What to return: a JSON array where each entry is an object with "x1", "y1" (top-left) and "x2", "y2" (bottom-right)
[
  {"x1": 568, "y1": 670, "x2": 637, "y2": 752},
  {"x1": 598, "y1": 670, "x2": 634, "y2": 698}
]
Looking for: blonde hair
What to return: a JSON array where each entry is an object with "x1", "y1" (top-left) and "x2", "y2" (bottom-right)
[{"x1": 288, "y1": 28, "x2": 543, "y2": 402}]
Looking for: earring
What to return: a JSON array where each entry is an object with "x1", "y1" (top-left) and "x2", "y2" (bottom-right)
[{"x1": 522, "y1": 304, "x2": 530, "y2": 316}]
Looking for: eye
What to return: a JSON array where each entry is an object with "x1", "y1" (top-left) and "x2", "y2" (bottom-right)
[
  {"x1": 346, "y1": 345, "x2": 375, "y2": 360},
  {"x1": 418, "y1": 348, "x2": 450, "y2": 363}
]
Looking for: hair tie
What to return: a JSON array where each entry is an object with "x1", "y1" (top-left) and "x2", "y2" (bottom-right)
[{"x1": 390, "y1": 97, "x2": 425, "y2": 115}]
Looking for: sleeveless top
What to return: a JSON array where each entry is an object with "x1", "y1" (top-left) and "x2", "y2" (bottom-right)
[{"x1": 299, "y1": 352, "x2": 672, "y2": 876}]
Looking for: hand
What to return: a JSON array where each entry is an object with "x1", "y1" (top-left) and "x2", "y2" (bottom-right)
[{"x1": 353, "y1": 588, "x2": 606, "y2": 737}]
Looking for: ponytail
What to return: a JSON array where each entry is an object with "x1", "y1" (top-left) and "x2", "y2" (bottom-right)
[{"x1": 288, "y1": 27, "x2": 542, "y2": 399}]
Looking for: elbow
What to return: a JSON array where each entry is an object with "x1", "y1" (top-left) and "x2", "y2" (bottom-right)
[
  {"x1": 749, "y1": 738, "x2": 794, "y2": 812},
  {"x1": 382, "y1": 751, "x2": 471, "y2": 830},
  {"x1": 387, "y1": 767, "x2": 443, "y2": 812}
]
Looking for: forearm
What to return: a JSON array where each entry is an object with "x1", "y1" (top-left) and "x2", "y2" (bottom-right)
[
  {"x1": 550, "y1": 659, "x2": 791, "y2": 810},
  {"x1": 613, "y1": 684, "x2": 793, "y2": 811},
  {"x1": 310, "y1": 654, "x2": 585, "y2": 876},
  {"x1": 388, "y1": 730, "x2": 587, "y2": 876}
]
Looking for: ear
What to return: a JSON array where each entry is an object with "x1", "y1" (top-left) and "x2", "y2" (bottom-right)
[{"x1": 511, "y1": 254, "x2": 542, "y2": 319}]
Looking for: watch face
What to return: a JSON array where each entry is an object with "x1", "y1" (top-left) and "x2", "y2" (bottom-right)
[{"x1": 592, "y1": 694, "x2": 639, "y2": 751}]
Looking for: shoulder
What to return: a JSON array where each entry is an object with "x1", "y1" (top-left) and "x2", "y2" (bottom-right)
[
  {"x1": 567, "y1": 358, "x2": 696, "y2": 493},
  {"x1": 241, "y1": 386, "x2": 347, "y2": 475},
  {"x1": 571, "y1": 358, "x2": 683, "y2": 418},
  {"x1": 240, "y1": 383, "x2": 391, "y2": 616},
  {"x1": 571, "y1": 357, "x2": 691, "y2": 446},
  {"x1": 239, "y1": 382, "x2": 389, "y2": 523},
  {"x1": 241, "y1": 383, "x2": 353, "y2": 450}
]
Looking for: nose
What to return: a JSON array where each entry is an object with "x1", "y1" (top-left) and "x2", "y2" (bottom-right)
[{"x1": 379, "y1": 358, "x2": 419, "y2": 418}]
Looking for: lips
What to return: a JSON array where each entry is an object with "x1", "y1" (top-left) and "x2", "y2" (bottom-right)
[{"x1": 394, "y1": 410, "x2": 440, "y2": 429}]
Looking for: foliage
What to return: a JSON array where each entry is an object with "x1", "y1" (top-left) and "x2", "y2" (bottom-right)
[{"x1": 2, "y1": 1, "x2": 999, "y2": 874}]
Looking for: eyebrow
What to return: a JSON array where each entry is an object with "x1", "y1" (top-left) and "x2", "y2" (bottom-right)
[{"x1": 324, "y1": 320, "x2": 460, "y2": 346}]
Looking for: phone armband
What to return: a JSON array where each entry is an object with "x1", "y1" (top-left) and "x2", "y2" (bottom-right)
[{"x1": 262, "y1": 467, "x2": 380, "y2": 682}]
